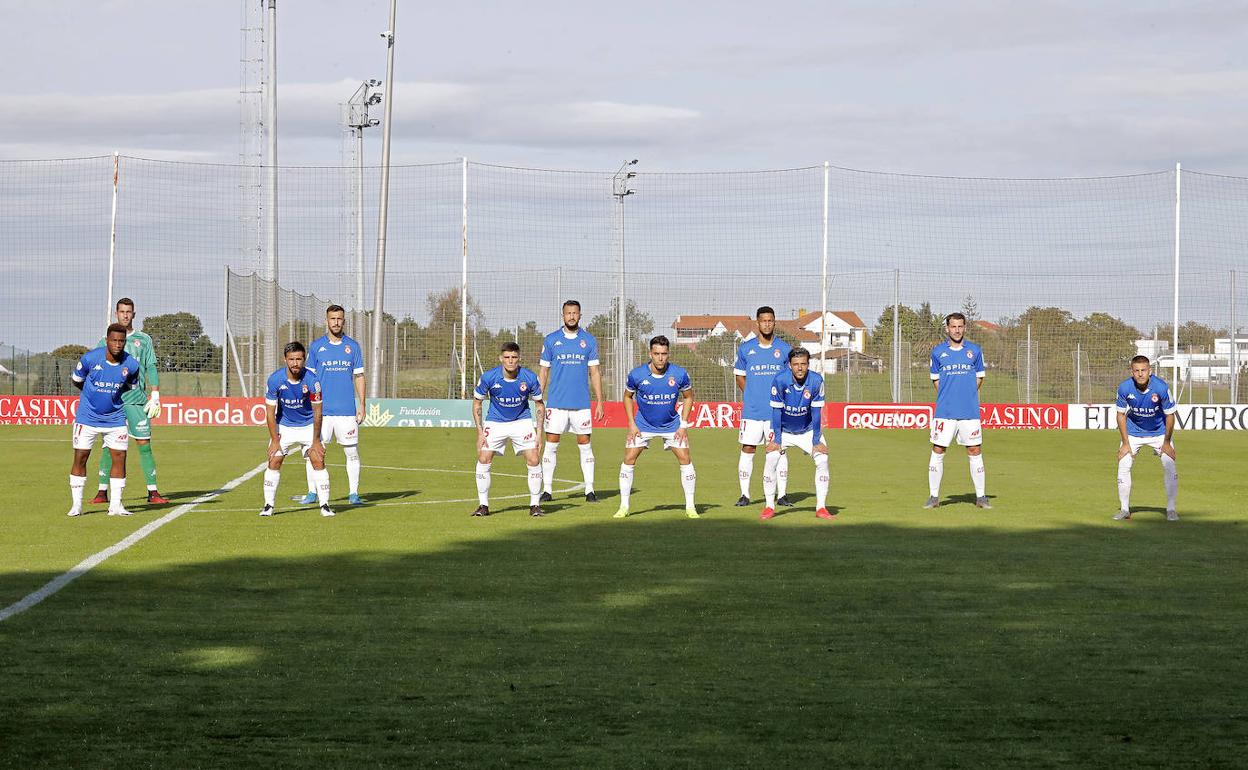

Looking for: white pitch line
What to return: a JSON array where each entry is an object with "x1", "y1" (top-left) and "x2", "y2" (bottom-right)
[{"x1": 0, "y1": 462, "x2": 267, "y2": 624}]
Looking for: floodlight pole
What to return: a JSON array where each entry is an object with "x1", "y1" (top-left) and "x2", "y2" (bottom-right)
[
  {"x1": 105, "y1": 152, "x2": 119, "y2": 327},
  {"x1": 612, "y1": 159, "x2": 637, "y2": 399},
  {"x1": 368, "y1": 0, "x2": 397, "y2": 399},
  {"x1": 264, "y1": 0, "x2": 279, "y2": 370},
  {"x1": 1172, "y1": 162, "x2": 1182, "y2": 396},
  {"x1": 346, "y1": 79, "x2": 382, "y2": 316}
]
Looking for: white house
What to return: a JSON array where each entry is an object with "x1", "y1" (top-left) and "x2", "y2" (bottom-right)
[{"x1": 670, "y1": 310, "x2": 867, "y2": 356}]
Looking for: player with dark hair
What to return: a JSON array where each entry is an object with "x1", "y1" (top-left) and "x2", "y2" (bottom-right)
[
  {"x1": 91, "y1": 297, "x2": 167, "y2": 506},
  {"x1": 260, "y1": 341, "x2": 333, "y2": 518},
  {"x1": 1113, "y1": 355, "x2": 1179, "y2": 521},
  {"x1": 615, "y1": 335, "x2": 698, "y2": 519},
  {"x1": 68, "y1": 324, "x2": 140, "y2": 517},
  {"x1": 300, "y1": 304, "x2": 367, "y2": 506},
  {"x1": 538, "y1": 299, "x2": 604, "y2": 503},
  {"x1": 472, "y1": 341, "x2": 546, "y2": 517},
  {"x1": 733, "y1": 305, "x2": 792, "y2": 506},
  {"x1": 925, "y1": 312, "x2": 990, "y2": 509},
  {"x1": 761, "y1": 348, "x2": 832, "y2": 520}
]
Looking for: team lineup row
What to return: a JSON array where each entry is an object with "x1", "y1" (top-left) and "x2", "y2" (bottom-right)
[{"x1": 64, "y1": 301, "x2": 1180, "y2": 521}]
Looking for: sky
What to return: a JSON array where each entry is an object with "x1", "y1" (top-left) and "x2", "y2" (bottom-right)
[{"x1": 3, "y1": 0, "x2": 1247, "y2": 176}]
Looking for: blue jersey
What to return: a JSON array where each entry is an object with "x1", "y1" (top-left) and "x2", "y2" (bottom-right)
[
  {"x1": 1115, "y1": 376, "x2": 1176, "y2": 437},
  {"x1": 734, "y1": 336, "x2": 793, "y2": 421},
  {"x1": 625, "y1": 363, "x2": 691, "y2": 433},
  {"x1": 769, "y1": 369, "x2": 825, "y2": 443},
  {"x1": 475, "y1": 366, "x2": 542, "y2": 423},
  {"x1": 539, "y1": 328, "x2": 599, "y2": 410},
  {"x1": 265, "y1": 368, "x2": 322, "y2": 428},
  {"x1": 306, "y1": 334, "x2": 364, "y2": 416},
  {"x1": 72, "y1": 348, "x2": 140, "y2": 428},
  {"x1": 930, "y1": 340, "x2": 985, "y2": 420}
]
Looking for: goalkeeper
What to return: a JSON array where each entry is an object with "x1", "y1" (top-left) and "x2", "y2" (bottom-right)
[{"x1": 92, "y1": 297, "x2": 168, "y2": 505}]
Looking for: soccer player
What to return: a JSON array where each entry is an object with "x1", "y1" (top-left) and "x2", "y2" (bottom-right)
[
  {"x1": 615, "y1": 336, "x2": 698, "y2": 519},
  {"x1": 733, "y1": 305, "x2": 792, "y2": 506},
  {"x1": 924, "y1": 312, "x2": 990, "y2": 509},
  {"x1": 260, "y1": 342, "x2": 333, "y2": 518},
  {"x1": 68, "y1": 324, "x2": 140, "y2": 517},
  {"x1": 538, "y1": 300, "x2": 605, "y2": 503},
  {"x1": 472, "y1": 341, "x2": 546, "y2": 517},
  {"x1": 300, "y1": 304, "x2": 366, "y2": 506},
  {"x1": 1113, "y1": 356, "x2": 1179, "y2": 521},
  {"x1": 761, "y1": 348, "x2": 833, "y2": 520},
  {"x1": 91, "y1": 298, "x2": 166, "y2": 506}
]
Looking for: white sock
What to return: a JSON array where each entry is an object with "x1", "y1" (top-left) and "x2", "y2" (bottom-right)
[
  {"x1": 777, "y1": 453, "x2": 789, "y2": 497},
  {"x1": 70, "y1": 474, "x2": 86, "y2": 510},
  {"x1": 619, "y1": 463, "x2": 635, "y2": 506},
  {"x1": 304, "y1": 457, "x2": 316, "y2": 495},
  {"x1": 738, "y1": 451, "x2": 754, "y2": 498},
  {"x1": 815, "y1": 453, "x2": 830, "y2": 510},
  {"x1": 969, "y1": 454, "x2": 985, "y2": 497},
  {"x1": 928, "y1": 451, "x2": 945, "y2": 497},
  {"x1": 527, "y1": 463, "x2": 543, "y2": 505},
  {"x1": 1161, "y1": 453, "x2": 1178, "y2": 511},
  {"x1": 680, "y1": 463, "x2": 696, "y2": 508},
  {"x1": 541, "y1": 442, "x2": 558, "y2": 493},
  {"x1": 109, "y1": 477, "x2": 126, "y2": 512},
  {"x1": 343, "y1": 445, "x2": 361, "y2": 494},
  {"x1": 476, "y1": 462, "x2": 492, "y2": 506},
  {"x1": 263, "y1": 468, "x2": 280, "y2": 507},
  {"x1": 313, "y1": 468, "x2": 330, "y2": 506},
  {"x1": 1116, "y1": 453, "x2": 1134, "y2": 511},
  {"x1": 763, "y1": 451, "x2": 781, "y2": 508},
  {"x1": 578, "y1": 443, "x2": 595, "y2": 493}
]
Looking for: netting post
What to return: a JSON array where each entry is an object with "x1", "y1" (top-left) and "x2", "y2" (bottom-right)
[
  {"x1": 264, "y1": 0, "x2": 280, "y2": 378},
  {"x1": 222, "y1": 267, "x2": 229, "y2": 396},
  {"x1": 1026, "y1": 323, "x2": 1033, "y2": 403},
  {"x1": 1172, "y1": 162, "x2": 1182, "y2": 396},
  {"x1": 1232, "y1": 270, "x2": 1238, "y2": 402},
  {"x1": 460, "y1": 156, "x2": 469, "y2": 400},
  {"x1": 892, "y1": 269, "x2": 900, "y2": 402},
  {"x1": 106, "y1": 151, "x2": 119, "y2": 328},
  {"x1": 820, "y1": 161, "x2": 830, "y2": 393},
  {"x1": 1075, "y1": 341, "x2": 1081, "y2": 403},
  {"x1": 368, "y1": 0, "x2": 397, "y2": 400}
]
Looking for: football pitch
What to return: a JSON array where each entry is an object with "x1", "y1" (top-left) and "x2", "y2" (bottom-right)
[{"x1": 2, "y1": 425, "x2": 1246, "y2": 767}]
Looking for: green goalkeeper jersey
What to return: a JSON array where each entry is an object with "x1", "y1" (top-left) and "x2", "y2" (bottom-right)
[{"x1": 97, "y1": 329, "x2": 160, "y2": 405}]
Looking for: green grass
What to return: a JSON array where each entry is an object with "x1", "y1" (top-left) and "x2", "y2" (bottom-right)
[{"x1": 2, "y1": 425, "x2": 1247, "y2": 767}]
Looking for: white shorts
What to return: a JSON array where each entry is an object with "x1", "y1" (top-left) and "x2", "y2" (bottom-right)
[
  {"x1": 545, "y1": 407, "x2": 593, "y2": 436},
  {"x1": 1126, "y1": 434, "x2": 1170, "y2": 457},
  {"x1": 483, "y1": 420, "x2": 539, "y2": 455},
  {"x1": 769, "y1": 430, "x2": 825, "y2": 456},
  {"x1": 321, "y1": 415, "x2": 360, "y2": 446},
  {"x1": 72, "y1": 422, "x2": 128, "y2": 451},
  {"x1": 739, "y1": 418, "x2": 774, "y2": 446},
  {"x1": 626, "y1": 430, "x2": 689, "y2": 451},
  {"x1": 930, "y1": 418, "x2": 982, "y2": 448},
  {"x1": 277, "y1": 424, "x2": 316, "y2": 457}
]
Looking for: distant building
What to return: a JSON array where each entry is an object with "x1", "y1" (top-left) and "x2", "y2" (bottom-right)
[{"x1": 670, "y1": 309, "x2": 867, "y2": 356}]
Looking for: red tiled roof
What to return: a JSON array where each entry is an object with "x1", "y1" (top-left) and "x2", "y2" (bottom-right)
[
  {"x1": 974, "y1": 320, "x2": 1003, "y2": 332},
  {"x1": 794, "y1": 310, "x2": 866, "y2": 329}
]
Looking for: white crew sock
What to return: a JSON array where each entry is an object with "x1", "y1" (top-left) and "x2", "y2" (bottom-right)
[
  {"x1": 969, "y1": 454, "x2": 986, "y2": 497},
  {"x1": 541, "y1": 442, "x2": 559, "y2": 494},
  {"x1": 1116, "y1": 453, "x2": 1134, "y2": 511},
  {"x1": 776, "y1": 453, "x2": 789, "y2": 497},
  {"x1": 738, "y1": 451, "x2": 754, "y2": 498},
  {"x1": 680, "y1": 463, "x2": 697, "y2": 508},
  {"x1": 814, "y1": 453, "x2": 830, "y2": 510},
  {"x1": 928, "y1": 451, "x2": 945, "y2": 497},
  {"x1": 343, "y1": 444, "x2": 361, "y2": 494},
  {"x1": 109, "y1": 477, "x2": 126, "y2": 512},
  {"x1": 619, "y1": 463, "x2": 635, "y2": 506},
  {"x1": 263, "y1": 468, "x2": 280, "y2": 507},
  {"x1": 763, "y1": 451, "x2": 781, "y2": 508},
  {"x1": 304, "y1": 457, "x2": 316, "y2": 495},
  {"x1": 475, "y1": 462, "x2": 492, "y2": 506},
  {"x1": 70, "y1": 474, "x2": 86, "y2": 510},
  {"x1": 1161, "y1": 453, "x2": 1178, "y2": 511},
  {"x1": 313, "y1": 468, "x2": 330, "y2": 506},
  {"x1": 527, "y1": 463, "x2": 543, "y2": 505},
  {"x1": 578, "y1": 443, "x2": 595, "y2": 493}
]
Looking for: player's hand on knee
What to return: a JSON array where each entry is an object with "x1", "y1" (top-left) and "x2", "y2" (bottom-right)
[
  {"x1": 308, "y1": 442, "x2": 326, "y2": 465},
  {"x1": 814, "y1": 443, "x2": 828, "y2": 455},
  {"x1": 268, "y1": 439, "x2": 283, "y2": 458},
  {"x1": 1116, "y1": 443, "x2": 1131, "y2": 460},
  {"x1": 1161, "y1": 442, "x2": 1176, "y2": 459}
]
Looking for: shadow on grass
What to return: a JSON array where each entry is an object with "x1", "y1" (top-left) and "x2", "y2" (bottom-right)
[{"x1": 1, "y1": 517, "x2": 1246, "y2": 768}]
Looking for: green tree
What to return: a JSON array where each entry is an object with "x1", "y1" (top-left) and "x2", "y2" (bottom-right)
[
  {"x1": 142, "y1": 312, "x2": 222, "y2": 372},
  {"x1": 51, "y1": 344, "x2": 89, "y2": 360},
  {"x1": 1155, "y1": 322, "x2": 1225, "y2": 353},
  {"x1": 961, "y1": 295, "x2": 980, "y2": 323},
  {"x1": 426, "y1": 287, "x2": 485, "y2": 330}
]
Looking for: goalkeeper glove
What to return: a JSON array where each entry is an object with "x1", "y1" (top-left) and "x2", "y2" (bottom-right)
[{"x1": 144, "y1": 391, "x2": 161, "y2": 419}]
